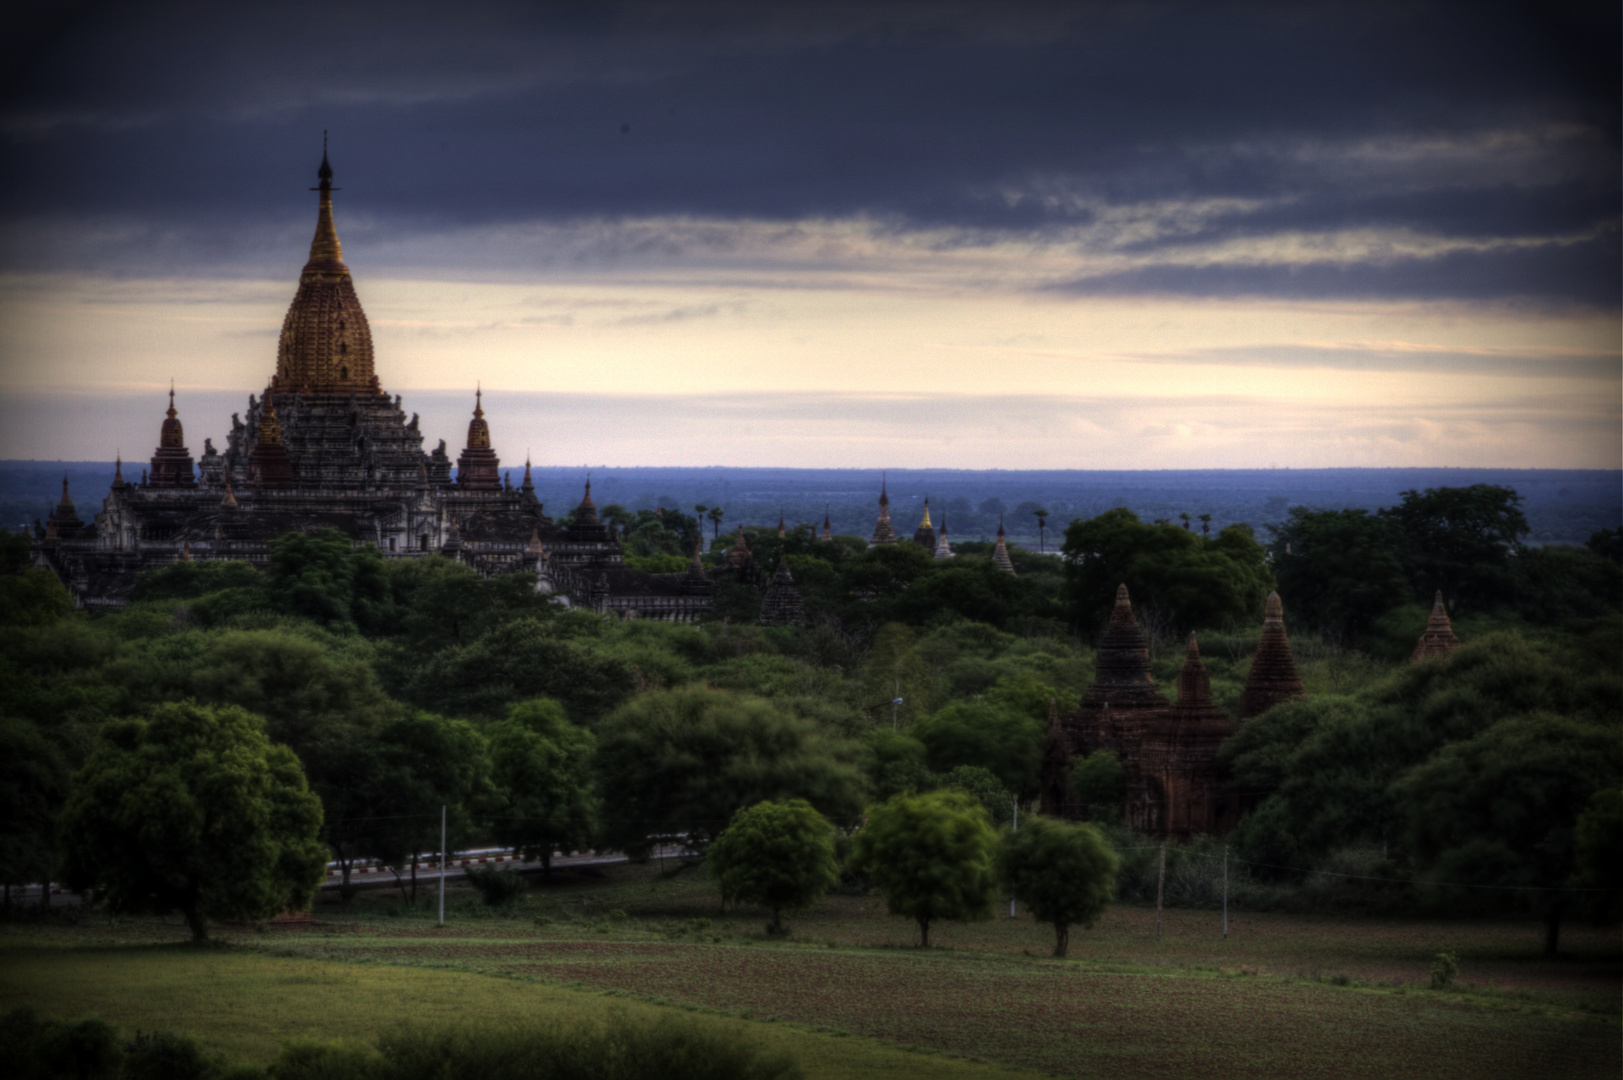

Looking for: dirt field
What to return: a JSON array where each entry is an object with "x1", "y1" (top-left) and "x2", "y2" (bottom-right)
[{"x1": 4, "y1": 862, "x2": 1618, "y2": 1079}]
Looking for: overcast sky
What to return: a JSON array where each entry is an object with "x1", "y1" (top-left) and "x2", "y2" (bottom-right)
[{"x1": 0, "y1": 1, "x2": 1617, "y2": 468}]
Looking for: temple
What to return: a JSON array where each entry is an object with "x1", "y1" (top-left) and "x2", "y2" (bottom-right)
[
  {"x1": 30, "y1": 146, "x2": 714, "y2": 622},
  {"x1": 1058, "y1": 587, "x2": 1303, "y2": 837},
  {"x1": 868, "y1": 476, "x2": 898, "y2": 546}
]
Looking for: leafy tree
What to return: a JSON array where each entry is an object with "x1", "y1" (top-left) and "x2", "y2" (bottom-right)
[
  {"x1": 1061, "y1": 509, "x2": 1273, "y2": 638},
  {"x1": 400, "y1": 617, "x2": 635, "y2": 721},
  {"x1": 0, "y1": 716, "x2": 71, "y2": 905},
  {"x1": 1393, "y1": 712, "x2": 1618, "y2": 953},
  {"x1": 0, "y1": 567, "x2": 74, "y2": 627},
  {"x1": 264, "y1": 528, "x2": 391, "y2": 632},
  {"x1": 1067, "y1": 750, "x2": 1126, "y2": 818},
  {"x1": 126, "y1": 559, "x2": 262, "y2": 604},
  {"x1": 1382, "y1": 484, "x2": 1527, "y2": 616},
  {"x1": 998, "y1": 816, "x2": 1119, "y2": 956},
  {"x1": 486, "y1": 699, "x2": 598, "y2": 879},
  {"x1": 1587, "y1": 527, "x2": 1622, "y2": 564},
  {"x1": 1267, "y1": 507, "x2": 1409, "y2": 641},
  {"x1": 383, "y1": 555, "x2": 552, "y2": 657},
  {"x1": 595, "y1": 687, "x2": 868, "y2": 859},
  {"x1": 341, "y1": 712, "x2": 494, "y2": 904},
  {"x1": 863, "y1": 728, "x2": 934, "y2": 800},
  {"x1": 1572, "y1": 788, "x2": 1623, "y2": 924},
  {"x1": 887, "y1": 561, "x2": 1061, "y2": 630},
  {"x1": 912, "y1": 700, "x2": 1043, "y2": 800},
  {"x1": 857, "y1": 622, "x2": 933, "y2": 726},
  {"x1": 60, "y1": 701, "x2": 326, "y2": 941},
  {"x1": 1222, "y1": 632, "x2": 1620, "y2": 862},
  {"x1": 849, "y1": 788, "x2": 998, "y2": 947},
  {"x1": 709, "y1": 799, "x2": 839, "y2": 932},
  {"x1": 939, "y1": 765, "x2": 1013, "y2": 825}
]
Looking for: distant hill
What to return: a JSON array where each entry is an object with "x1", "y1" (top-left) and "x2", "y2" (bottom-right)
[{"x1": 5, "y1": 462, "x2": 1618, "y2": 548}]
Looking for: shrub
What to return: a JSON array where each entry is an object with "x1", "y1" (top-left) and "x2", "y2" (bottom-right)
[
  {"x1": 267, "y1": 1012, "x2": 801, "y2": 1080},
  {"x1": 1430, "y1": 952, "x2": 1459, "y2": 990},
  {"x1": 124, "y1": 1029, "x2": 224, "y2": 1080},
  {"x1": 463, "y1": 867, "x2": 525, "y2": 908}
]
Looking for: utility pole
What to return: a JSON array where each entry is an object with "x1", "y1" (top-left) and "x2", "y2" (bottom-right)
[
  {"x1": 438, "y1": 805, "x2": 446, "y2": 928},
  {"x1": 1155, "y1": 842, "x2": 1166, "y2": 941},
  {"x1": 1009, "y1": 798, "x2": 1018, "y2": 918},
  {"x1": 1222, "y1": 843, "x2": 1229, "y2": 939}
]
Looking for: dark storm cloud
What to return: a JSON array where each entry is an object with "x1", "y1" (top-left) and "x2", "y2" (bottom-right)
[{"x1": 1, "y1": 1, "x2": 1616, "y2": 305}]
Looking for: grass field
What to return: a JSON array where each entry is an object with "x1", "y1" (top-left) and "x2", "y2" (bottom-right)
[{"x1": 3, "y1": 862, "x2": 1618, "y2": 1080}]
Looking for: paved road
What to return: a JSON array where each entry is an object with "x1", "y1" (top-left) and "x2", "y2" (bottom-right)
[{"x1": 10, "y1": 846, "x2": 686, "y2": 907}]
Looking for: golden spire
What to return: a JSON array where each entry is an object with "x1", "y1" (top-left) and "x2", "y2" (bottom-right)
[
  {"x1": 918, "y1": 496, "x2": 932, "y2": 529},
  {"x1": 274, "y1": 137, "x2": 376, "y2": 392},
  {"x1": 305, "y1": 132, "x2": 344, "y2": 273}
]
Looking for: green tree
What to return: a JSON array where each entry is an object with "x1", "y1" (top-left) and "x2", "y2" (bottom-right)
[
  {"x1": 1067, "y1": 750, "x2": 1126, "y2": 818},
  {"x1": 401, "y1": 617, "x2": 636, "y2": 721},
  {"x1": 849, "y1": 788, "x2": 998, "y2": 947},
  {"x1": 912, "y1": 700, "x2": 1043, "y2": 800},
  {"x1": 939, "y1": 765, "x2": 1013, "y2": 825},
  {"x1": 863, "y1": 728, "x2": 934, "y2": 800},
  {"x1": 60, "y1": 701, "x2": 326, "y2": 941},
  {"x1": 486, "y1": 699, "x2": 598, "y2": 879},
  {"x1": 1393, "y1": 712, "x2": 1619, "y2": 953},
  {"x1": 998, "y1": 816, "x2": 1119, "y2": 957},
  {"x1": 1267, "y1": 507, "x2": 1409, "y2": 642},
  {"x1": 709, "y1": 799, "x2": 839, "y2": 932},
  {"x1": 1382, "y1": 484, "x2": 1527, "y2": 616},
  {"x1": 262, "y1": 528, "x2": 392, "y2": 632},
  {"x1": 1061, "y1": 509, "x2": 1273, "y2": 638},
  {"x1": 595, "y1": 688, "x2": 868, "y2": 859},
  {"x1": 345, "y1": 712, "x2": 494, "y2": 904},
  {"x1": 0, "y1": 567, "x2": 74, "y2": 627},
  {"x1": 0, "y1": 716, "x2": 71, "y2": 905},
  {"x1": 1572, "y1": 788, "x2": 1623, "y2": 924},
  {"x1": 126, "y1": 559, "x2": 262, "y2": 604},
  {"x1": 1221, "y1": 632, "x2": 1621, "y2": 864}
]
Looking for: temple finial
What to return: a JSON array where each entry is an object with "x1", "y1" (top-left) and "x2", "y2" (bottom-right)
[
  {"x1": 474, "y1": 383, "x2": 484, "y2": 419},
  {"x1": 318, "y1": 131, "x2": 332, "y2": 184}
]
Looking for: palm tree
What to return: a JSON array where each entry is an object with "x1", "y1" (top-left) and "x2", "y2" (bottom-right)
[
  {"x1": 1198, "y1": 513, "x2": 1212, "y2": 538},
  {"x1": 1034, "y1": 508, "x2": 1049, "y2": 553},
  {"x1": 1179, "y1": 512, "x2": 1192, "y2": 531},
  {"x1": 707, "y1": 506, "x2": 726, "y2": 540}
]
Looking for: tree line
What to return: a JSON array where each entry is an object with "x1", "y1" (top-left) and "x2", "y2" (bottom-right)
[{"x1": 0, "y1": 483, "x2": 1617, "y2": 946}]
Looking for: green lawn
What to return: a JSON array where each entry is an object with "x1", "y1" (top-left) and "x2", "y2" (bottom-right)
[{"x1": 3, "y1": 862, "x2": 1617, "y2": 1079}]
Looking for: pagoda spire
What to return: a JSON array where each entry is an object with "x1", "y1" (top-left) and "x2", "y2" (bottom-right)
[
  {"x1": 821, "y1": 505, "x2": 833, "y2": 542},
  {"x1": 933, "y1": 512, "x2": 954, "y2": 560},
  {"x1": 456, "y1": 385, "x2": 501, "y2": 489},
  {"x1": 521, "y1": 454, "x2": 534, "y2": 495},
  {"x1": 1238, "y1": 592, "x2": 1306, "y2": 719},
  {"x1": 305, "y1": 131, "x2": 344, "y2": 274},
  {"x1": 1411, "y1": 591, "x2": 1461, "y2": 663},
  {"x1": 869, "y1": 473, "x2": 898, "y2": 547},
  {"x1": 993, "y1": 512, "x2": 1016, "y2": 574}
]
